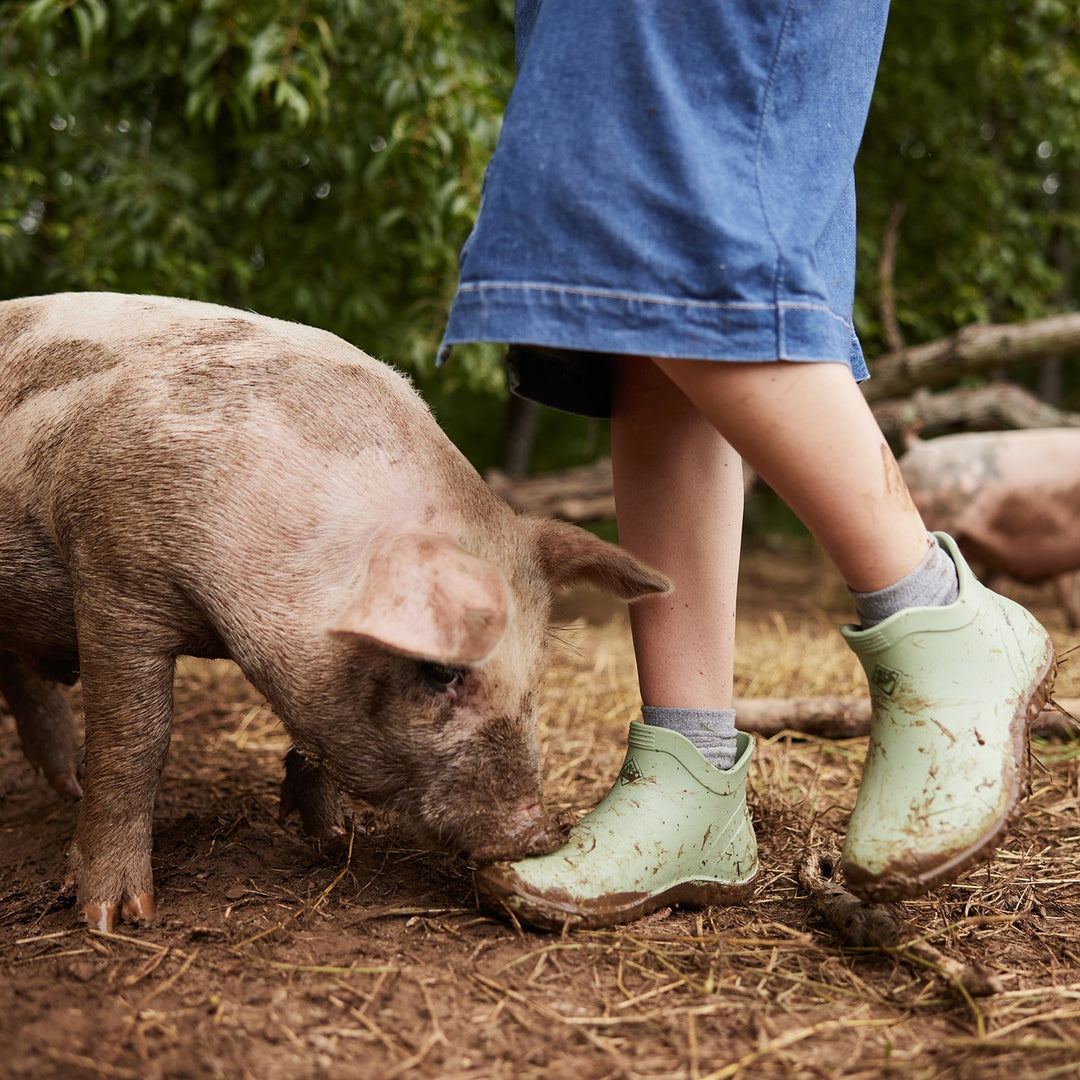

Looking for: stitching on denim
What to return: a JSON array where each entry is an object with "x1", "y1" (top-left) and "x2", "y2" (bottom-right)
[
  {"x1": 755, "y1": 0, "x2": 798, "y2": 328},
  {"x1": 453, "y1": 281, "x2": 855, "y2": 330}
]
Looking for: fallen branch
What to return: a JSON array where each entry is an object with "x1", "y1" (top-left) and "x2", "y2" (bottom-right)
[
  {"x1": 798, "y1": 845, "x2": 1003, "y2": 997},
  {"x1": 486, "y1": 458, "x2": 616, "y2": 521},
  {"x1": 865, "y1": 312, "x2": 1080, "y2": 401},
  {"x1": 734, "y1": 696, "x2": 1078, "y2": 739},
  {"x1": 487, "y1": 458, "x2": 757, "y2": 521},
  {"x1": 872, "y1": 382, "x2": 1080, "y2": 445}
]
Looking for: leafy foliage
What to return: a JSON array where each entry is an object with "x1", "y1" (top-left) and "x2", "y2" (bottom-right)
[
  {"x1": 856, "y1": 0, "x2": 1080, "y2": 357},
  {"x1": 0, "y1": 0, "x2": 514, "y2": 391}
]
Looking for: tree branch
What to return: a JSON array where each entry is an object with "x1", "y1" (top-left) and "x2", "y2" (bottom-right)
[
  {"x1": 798, "y1": 845, "x2": 1004, "y2": 997},
  {"x1": 865, "y1": 313, "x2": 1080, "y2": 401},
  {"x1": 872, "y1": 382, "x2": 1080, "y2": 445}
]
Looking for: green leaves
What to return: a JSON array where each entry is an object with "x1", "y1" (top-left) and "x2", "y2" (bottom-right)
[
  {"x1": 0, "y1": 0, "x2": 514, "y2": 398},
  {"x1": 857, "y1": 0, "x2": 1080, "y2": 360}
]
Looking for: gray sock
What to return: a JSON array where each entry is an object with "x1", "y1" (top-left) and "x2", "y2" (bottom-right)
[
  {"x1": 641, "y1": 705, "x2": 738, "y2": 770},
  {"x1": 851, "y1": 534, "x2": 959, "y2": 628}
]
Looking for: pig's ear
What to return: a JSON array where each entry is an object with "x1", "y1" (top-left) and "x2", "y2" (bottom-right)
[
  {"x1": 330, "y1": 531, "x2": 511, "y2": 665},
  {"x1": 529, "y1": 517, "x2": 671, "y2": 599}
]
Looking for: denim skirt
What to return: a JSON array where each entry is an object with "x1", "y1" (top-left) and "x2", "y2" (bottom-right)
[{"x1": 439, "y1": 0, "x2": 890, "y2": 417}]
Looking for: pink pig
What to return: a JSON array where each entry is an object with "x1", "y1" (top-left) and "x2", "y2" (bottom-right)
[
  {"x1": 0, "y1": 292, "x2": 668, "y2": 931},
  {"x1": 899, "y1": 427, "x2": 1080, "y2": 624}
]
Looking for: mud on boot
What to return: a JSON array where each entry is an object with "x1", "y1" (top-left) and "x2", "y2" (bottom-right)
[
  {"x1": 474, "y1": 724, "x2": 758, "y2": 932},
  {"x1": 840, "y1": 532, "x2": 1056, "y2": 902}
]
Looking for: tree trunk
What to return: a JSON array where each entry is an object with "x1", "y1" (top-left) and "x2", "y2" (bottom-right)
[{"x1": 502, "y1": 395, "x2": 541, "y2": 478}]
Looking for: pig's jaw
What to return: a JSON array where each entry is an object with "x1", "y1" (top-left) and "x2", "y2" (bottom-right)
[
  {"x1": 398, "y1": 789, "x2": 562, "y2": 864},
  {"x1": 317, "y1": 718, "x2": 558, "y2": 863}
]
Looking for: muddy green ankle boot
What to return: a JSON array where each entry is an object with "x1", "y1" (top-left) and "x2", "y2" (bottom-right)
[
  {"x1": 841, "y1": 532, "x2": 1056, "y2": 902},
  {"x1": 474, "y1": 725, "x2": 758, "y2": 931}
]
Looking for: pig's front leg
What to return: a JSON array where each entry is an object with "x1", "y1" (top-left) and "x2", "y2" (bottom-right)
[
  {"x1": 280, "y1": 748, "x2": 351, "y2": 843},
  {"x1": 0, "y1": 652, "x2": 83, "y2": 798},
  {"x1": 67, "y1": 638, "x2": 176, "y2": 932},
  {"x1": 1054, "y1": 570, "x2": 1080, "y2": 629}
]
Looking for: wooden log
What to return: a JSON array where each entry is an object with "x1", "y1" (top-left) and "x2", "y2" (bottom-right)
[
  {"x1": 486, "y1": 458, "x2": 757, "y2": 521},
  {"x1": 733, "y1": 696, "x2": 874, "y2": 739},
  {"x1": 872, "y1": 382, "x2": 1080, "y2": 445},
  {"x1": 865, "y1": 312, "x2": 1080, "y2": 401},
  {"x1": 486, "y1": 458, "x2": 617, "y2": 521},
  {"x1": 734, "y1": 696, "x2": 1079, "y2": 739}
]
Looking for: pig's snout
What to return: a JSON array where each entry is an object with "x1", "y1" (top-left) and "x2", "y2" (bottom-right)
[{"x1": 468, "y1": 800, "x2": 562, "y2": 864}]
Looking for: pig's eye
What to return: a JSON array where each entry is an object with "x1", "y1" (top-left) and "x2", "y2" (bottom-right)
[{"x1": 419, "y1": 662, "x2": 467, "y2": 695}]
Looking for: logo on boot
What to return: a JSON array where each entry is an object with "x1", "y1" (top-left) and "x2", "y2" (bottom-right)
[
  {"x1": 871, "y1": 664, "x2": 902, "y2": 695},
  {"x1": 618, "y1": 759, "x2": 645, "y2": 785}
]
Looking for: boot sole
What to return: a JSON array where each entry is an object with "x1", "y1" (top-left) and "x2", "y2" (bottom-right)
[
  {"x1": 475, "y1": 867, "x2": 759, "y2": 933},
  {"x1": 844, "y1": 638, "x2": 1057, "y2": 903}
]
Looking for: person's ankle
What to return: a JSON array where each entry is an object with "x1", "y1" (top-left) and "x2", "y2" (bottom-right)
[
  {"x1": 640, "y1": 705, "x2": 737, "y2": 769},
  {"x1": 850, "y1": 533, "x2": 958, "y2": 628}
]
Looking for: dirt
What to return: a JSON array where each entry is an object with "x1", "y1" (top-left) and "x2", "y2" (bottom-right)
[{"x1": 3, "y1": 544, "x2": 1080, "y2": 1080}]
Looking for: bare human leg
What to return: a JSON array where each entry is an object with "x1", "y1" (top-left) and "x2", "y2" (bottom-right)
[
  {"x1": 610, "y1": 356, "x2": 743, "y2": 711},
  {"x1": 473, "y1": 356, "x2": 1054, "y2": 927},
  {"x1": 642, "y1": 356, "x2": 1054, "y2": 901},
  {"x1": 649, "y1": 357, "x2": 931, "y2": 592}
]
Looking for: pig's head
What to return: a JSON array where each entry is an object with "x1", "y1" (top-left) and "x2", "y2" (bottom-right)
[{"x1": 299, "y1": 517, "x2": 669, "y2": 864}]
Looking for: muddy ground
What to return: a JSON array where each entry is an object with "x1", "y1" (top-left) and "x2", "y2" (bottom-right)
[{"x1": 2, "y1": 543, "x2": 1079, "y2": 1080}]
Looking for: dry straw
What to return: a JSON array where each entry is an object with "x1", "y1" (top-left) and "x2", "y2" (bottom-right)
[{"x1": 3, "y1": 564, "x2": 1080, "y2": 1078}]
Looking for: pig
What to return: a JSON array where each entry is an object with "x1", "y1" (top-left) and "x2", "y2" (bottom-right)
[
  {"x1": 899, "y1": 428, "x2": 1080, "y2": 625},
  {"x1": 0, "y1": 292, "x2": 669, "y2": 931}
]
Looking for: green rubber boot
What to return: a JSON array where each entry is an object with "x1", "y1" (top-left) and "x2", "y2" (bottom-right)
[
  {"x1": 841, "y1": 532, "x2": 1056, "y2": 902},
  {"x1": 473, "y1": 724, "x2": 758, "y2": 932}
]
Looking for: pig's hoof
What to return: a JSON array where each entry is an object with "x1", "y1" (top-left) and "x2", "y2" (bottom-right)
[
  {"x1": 279, "y1": 748, "x2": 351, "y2": 843},
  {"x1": 281, "y1": 804, "x2": 353, "y2": 847},
  {"x1": 82, "y1": 892, "x2": 156, "y2": 932},
  {"x1": 123, "y1": 891, "x2": 156, "y2": 924},
  {"x1": 83, "y1": 900, "x2": 119, "y2": 932},
  {"x1": 309, "y1": 822, "x2": 362, "y2": 862},
  {"x1": 46, "y1": 768, "x2": 83, "y2": 799},
  {"x1": 310, "y1": 822, "x2": 349, "y2": 844}
]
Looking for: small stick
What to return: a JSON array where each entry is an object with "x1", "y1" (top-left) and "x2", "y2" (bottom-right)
[{"x1": 798, "y1": 847, "x2": 1003, "y2": 997}]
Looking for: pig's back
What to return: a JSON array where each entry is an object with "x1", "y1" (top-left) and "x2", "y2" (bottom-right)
[
  {"x1": 0, "y1": 293, "x2": 420, "y2": 432},
  {"x1": 0, "y1": 292, "x2": 507, "y2": 671},
  {"x1": 0, "y1": 292, "x2": 479, "y2": 499},
  {"x1": 0, "y1": 290, "x2": 494, "y2": 578}
]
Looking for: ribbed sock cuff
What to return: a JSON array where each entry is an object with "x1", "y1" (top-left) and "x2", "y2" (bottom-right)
[
  {"x1": 851, "y1": 534, "x2": 960, "y2": 628},
  {"x1": 641, "y1": 705, "x2": 738, "y2": 770}
]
